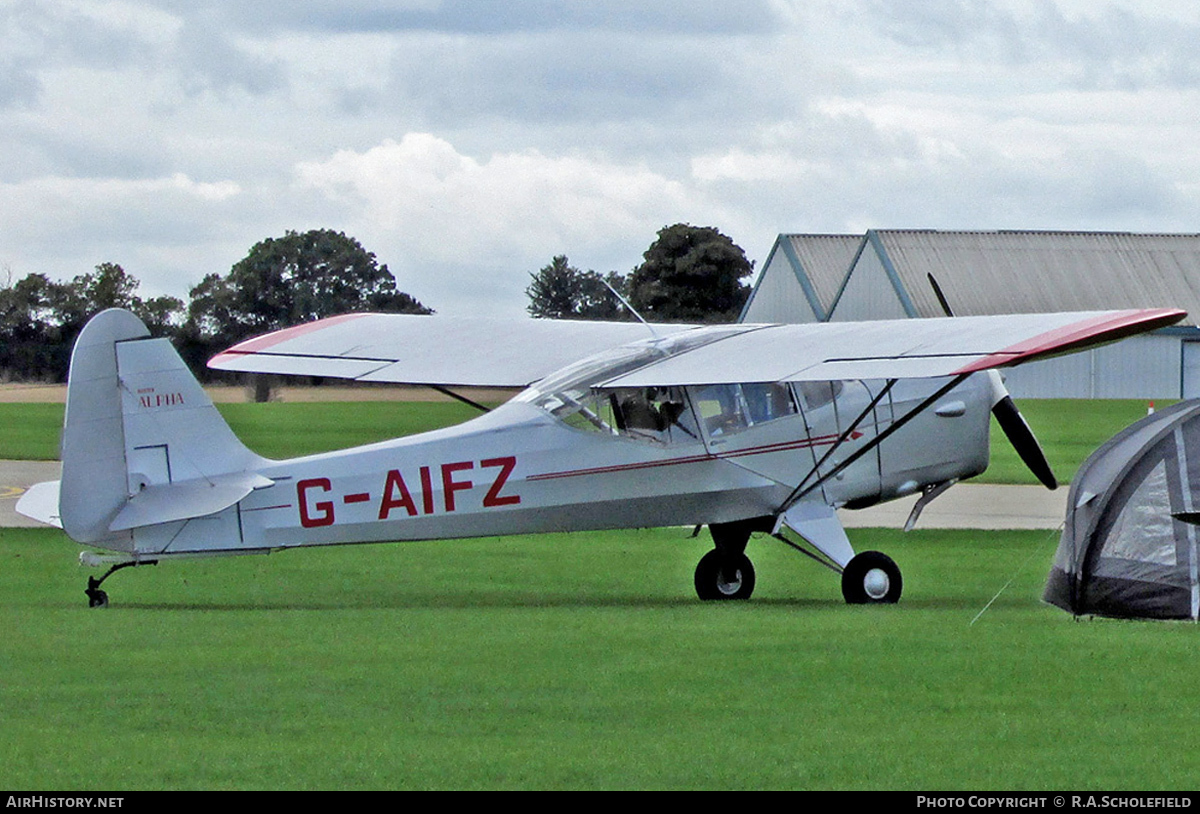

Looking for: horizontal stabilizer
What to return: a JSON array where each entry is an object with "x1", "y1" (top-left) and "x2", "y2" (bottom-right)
[
  {"x1": 15, "y1": 481, "x2": 63, "y2": 529},
  {"x1": 109, "y1": 472, "x2": 273, "y2": 532}
]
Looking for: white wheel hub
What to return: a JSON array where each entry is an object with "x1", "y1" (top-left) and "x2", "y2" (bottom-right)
[
  {"x1": 863, "y1": 568, "x2": 890, "y2": 600},
  {"x1": 717, "y1": 570, "x2": 743, "y2": 595}
]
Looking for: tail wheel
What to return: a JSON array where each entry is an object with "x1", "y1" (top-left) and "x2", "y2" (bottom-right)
[
  {"x1": 841, "y1": 550, "x2": 902, "y2": 604},
  {"x1": 695, "y1": 549, "x2": 756, "y2": 601}
]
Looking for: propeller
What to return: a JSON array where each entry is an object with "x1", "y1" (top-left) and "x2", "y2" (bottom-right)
[
  {"x1": 989, "y1": 376, "x2": 1057, "y2": 490},
  {"x1": 927, "y1": 273, "x2": 1058, "y2": 490}
]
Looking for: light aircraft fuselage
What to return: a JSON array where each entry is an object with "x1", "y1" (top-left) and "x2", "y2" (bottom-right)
[
  {"x1": 210, "y1": 375, "x2": 989, "y2": 553},
  {"x1": 16, "y1": 306, "x2": 1186, "y2": 607}
]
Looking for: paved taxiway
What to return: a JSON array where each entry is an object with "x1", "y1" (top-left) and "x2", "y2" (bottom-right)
[{"x1": 1, "y1": 459, "x2": 1067, "y2": 531}]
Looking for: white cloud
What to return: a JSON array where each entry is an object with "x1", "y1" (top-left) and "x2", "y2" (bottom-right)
[
  {"x1": 295, "y1": 133, "x2": 734, "y2": 314},
  {"x1": 298, "y1": 134, "x2": 692, "y2": 255},
  {"x1": 2, "y1": 0, "x2": 1200, "y2": 319},
  {"x1": 0, "y1": 170, "x2": 250, "y2": 300},
  {"x1": 0, "y1": 172, "x2": 241, "y2": 237}
]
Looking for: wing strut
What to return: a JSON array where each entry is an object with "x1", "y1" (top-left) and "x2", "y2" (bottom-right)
[
  {"x1": 429, "y1": 385, "x2": 492, "y2": 413},
  {"x1": 779, "y1": 373, "x2": 972, "y2": 514},
  {"x1": 779, "y1": 379, "x2": 897, "y2": 510}
]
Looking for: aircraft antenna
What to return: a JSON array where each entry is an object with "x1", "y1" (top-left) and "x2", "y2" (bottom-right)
[{"x1": 602, "y1": 279, "x2": 660, "y2": 339}]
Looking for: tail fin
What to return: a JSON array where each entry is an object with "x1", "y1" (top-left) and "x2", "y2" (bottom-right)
[{"x1": 59, "y1": 309, "x2": 265, "y2": 547}]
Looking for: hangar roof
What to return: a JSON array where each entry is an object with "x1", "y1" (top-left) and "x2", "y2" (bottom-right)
[
  {"x1": 864, "y1": 230, "x2": 1200, "y2": 322},
  {"x1": 783, "y1": 233, "x2": 863, "y2": 317},
  {"x1": 741, "y1": 233, "x2": 862, "y2": 322}
]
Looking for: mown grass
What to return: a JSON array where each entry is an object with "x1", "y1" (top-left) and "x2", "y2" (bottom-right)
[
  {"x1": 214, "y1": 400, "x2": 484, "y2": 459},
  {"x1": 0, "y1": 403, "x2": 65, "y2": 461},
  {"x1": 985, "y1": 399, "x2": 1165, "y2": 485},
  {"x1": 2, "y1": 525, "x2": 1198, "y2": 790}
]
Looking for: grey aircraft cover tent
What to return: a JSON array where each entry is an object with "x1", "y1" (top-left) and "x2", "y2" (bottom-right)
[{"x1": 1046, "y1": 400, "x2": 1200, "y2": 619}]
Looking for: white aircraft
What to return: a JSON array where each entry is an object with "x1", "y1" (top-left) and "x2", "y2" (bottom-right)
[{"x1": 17, "y1": 306, "x2": 1186, "y2": 608}]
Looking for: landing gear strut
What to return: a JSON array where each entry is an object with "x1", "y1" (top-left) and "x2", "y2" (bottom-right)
[
  {"x1": 695, "y1": 518, "x2": 904, "y2": 605},
  {"x1": 85, "y1": 559, "x2": 157, "y2": 608}
]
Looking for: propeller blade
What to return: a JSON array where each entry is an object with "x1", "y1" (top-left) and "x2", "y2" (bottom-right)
[
  {"x1": 992, "y1": 394, "x2": 1057, "y2": 490},
  {"x1": 927, "y1": 275, "x2": 1056, "y2": 489}
]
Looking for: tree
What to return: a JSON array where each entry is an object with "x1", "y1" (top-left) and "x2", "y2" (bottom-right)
[
  {"x1": 138, "y1": 293, "x2": 187, "y2": 337},
  {"x1": 525, "y1": 256, "x2": 629, "y2": 320},
  {"x1": 59, "y1": 262, "x2": 184, "y2": 335},
  {"x1": 0, "y1": 272, "x2": 70, "y2": 380},
  {"x1": 0, "y1": 263, "x2": 184, "y2": 381},
  {"x1": 75, "y1": 262, "x2": 141, "y2": 311},
  {"x1": 186, "y1": 229, "x2": 431, "y2": 349},
  {"x1": 627, "y1": 224, "x2": 753, "y2": 323},
  {"x1": 183, "y1": 229, "x2": 430, "y2": 394}
]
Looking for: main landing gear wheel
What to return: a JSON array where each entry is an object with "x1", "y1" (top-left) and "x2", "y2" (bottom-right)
[
  {"x1": 841, "y1": 550, "x2": 902, "y2": 604},
  {"x1": 694, "y1": 549, "x2": 756, "y2": 600}
]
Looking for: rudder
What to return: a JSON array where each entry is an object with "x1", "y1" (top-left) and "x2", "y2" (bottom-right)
[{"x1": 59, "y1": 309, "x2": 264, "y2": 546}]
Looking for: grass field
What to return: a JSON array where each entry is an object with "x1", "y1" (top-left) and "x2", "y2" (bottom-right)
[
  {"x1": 0, "y1": 398, "x2": 1166, "y2": 486},
  {"x1": 4, "y1": 396, "x2": 1194, "y2": 789},
  {"x1": 3, "y1": 524, "x2": 1199, "y2": 790},
  {"x1": 984, "y1": 399, "x2": 1165, "y2": 485}
]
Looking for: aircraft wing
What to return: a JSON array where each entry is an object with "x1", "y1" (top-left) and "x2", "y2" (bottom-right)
[
  {"x1": 603, "y1": 309, "x2": 1188, "y2": 387},
  {"x1": 209, "y1": 308, "x2": 1186, "y2": 388},
  {"x1": 208, "y1": 314, "x2": 695, "y2": 387}
]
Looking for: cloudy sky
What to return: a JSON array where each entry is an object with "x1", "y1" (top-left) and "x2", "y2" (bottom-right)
[{"x1": 3, "y1": 0, "x2": 1199, "y2": 317}]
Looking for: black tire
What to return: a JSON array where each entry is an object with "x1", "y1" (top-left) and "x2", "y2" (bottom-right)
[
  {"x1": 87, "y1": 589, "x2": 109, "y2": 609},
  {"x1": 694, "y1": 549, "x2": 756, "y2": 601},
  {"x1": 841, "y1": 551, "x2": 902, "y2": 604}
]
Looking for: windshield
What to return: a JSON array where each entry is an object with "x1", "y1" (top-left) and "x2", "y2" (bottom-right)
[{"x1": 515, "y1": 325, "x2": 753, "y2": 442}]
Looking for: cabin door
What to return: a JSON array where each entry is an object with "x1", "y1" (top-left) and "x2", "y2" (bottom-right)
[{"x1": 792, "y1": 379, "x2": 885, "y2": 507}]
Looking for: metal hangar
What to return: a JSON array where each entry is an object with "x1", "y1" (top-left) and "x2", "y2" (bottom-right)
[{"x1": 741, "y1": 230, "x2": 1200, "y2": 398}]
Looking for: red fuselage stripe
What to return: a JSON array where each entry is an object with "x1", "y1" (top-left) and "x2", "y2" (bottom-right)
[{"x1": 527, "y1": 431, "x2": 861, "y2": 482}]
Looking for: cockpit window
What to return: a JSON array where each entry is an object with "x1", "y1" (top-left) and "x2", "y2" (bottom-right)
[
  {"x1": 691, "y1": 384, "x2": 746, "y2": 436},
  {"x1": 742, "y1": 382, "x2": 798, "y2": 424},
  {"x1": 515, "y1": 325, "x2": 755, "y2": 444},
  {"x1": 797, "y1": 380, "x2": 843, "y2": 411},
  {"x1": 692, "y1": 382, "x2": 797, "y2": 437},
  {"x1": 516, "y1": 344, "x2": 664, "y2": 427},
  {"x1": 542, "y1": 385, "x2": 700, "y2": 443},
  {"x1": 609, "y1": 386, "x2": 700, "y2": 443}
]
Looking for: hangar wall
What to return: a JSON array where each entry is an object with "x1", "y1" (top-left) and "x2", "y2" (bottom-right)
[
  {"x1": 826, "y1": 239, "x2": 910, "y2": 323},
  {"x1": 1001, "y1": 336, "x2": 1182, "y2": 400},
  {"x1": 742, "y1": 230, "x2": 1200, "y2": 399},
  {"x1": 740, "y1": 242, "x2": 820, "y2": 323}
]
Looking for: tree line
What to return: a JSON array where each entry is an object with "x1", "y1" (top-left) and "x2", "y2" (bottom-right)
[
  {"x1": 1, "y1": 223, "x2": 752, "y2": 384},
  {"x1": 0, "y1": 229, "x2": 431, "y2": 383}
]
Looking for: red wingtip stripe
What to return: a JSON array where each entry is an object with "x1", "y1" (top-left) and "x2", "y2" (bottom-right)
[
  {"x1": 208, "y1": 313, "x2": 372, "y2": 367},
  {"x1": 952, "y1": 308, "x2": 1188, "y2": 375}
]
